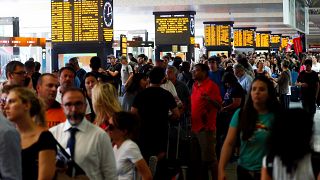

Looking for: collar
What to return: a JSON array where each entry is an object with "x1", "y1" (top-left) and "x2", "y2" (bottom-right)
[
  {"x1": 63, "y1": 118, "x2": 87, "y2": 133},
  {"x1": 195, "y1": 77, "x2": 210, "y2": 87}
]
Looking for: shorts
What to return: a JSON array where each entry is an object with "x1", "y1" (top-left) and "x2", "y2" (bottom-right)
[{"x1": 195, "y1": 130, "x2": 217, "y2": 162}]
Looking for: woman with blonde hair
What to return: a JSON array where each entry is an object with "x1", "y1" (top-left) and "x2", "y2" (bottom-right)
[
  {"x1": 92, "y1": 83, "x2": 122, "y2": 130},
  {"x1": 4, "y1": 87, "x2": 56, "y2": 180}
]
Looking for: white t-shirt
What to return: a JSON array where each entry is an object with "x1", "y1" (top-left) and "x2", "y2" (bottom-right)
[
  {"x1": 262, "y1": 154, "x2": 315, "y2": 180},
  {"x1": 113, "y1": 139, "x2": 143, "y2": 180},
  {"x1": 121, "y1": 64, "x2": 133, "y2": 85}
]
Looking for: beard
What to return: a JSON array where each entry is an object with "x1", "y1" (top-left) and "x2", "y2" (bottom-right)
[{"x1": 66, "y1": 112, "x2": 85, "y2": 125}]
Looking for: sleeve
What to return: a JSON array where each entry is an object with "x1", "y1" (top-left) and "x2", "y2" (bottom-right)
[
  {"x1": 116, "y1": 64, "x2": 122, "y2": 72},
  {"x1": 38, "y1": 131, "x2": 57, "y2": 152},
  {"x1": 209, "y1": 82, "x2": 222, "y2": 104},
  {"x1": 125, "y1": 141, "x2": 143, "y2": 164},
  {"x1": 245, "y1": 77, "x2": 252, "y2": 94},
  {"x1": 98, "y1": 132, "x2": 117, "y2": 180},
  {"x1": 128, "y1": 65, "x2": 133, "y2": 74},
  {"x1": 0, "y1": 129, "x2": 22, "y2": 180},
  {"x1": 229, "y1": 108, "x2": 241, "y2": 128},
  {"x1": 262, "y1": 156, "x2": 267, "y2": 168},
  {"x1": 297, "y1": 71, "x2": 303, "y2": 83}
]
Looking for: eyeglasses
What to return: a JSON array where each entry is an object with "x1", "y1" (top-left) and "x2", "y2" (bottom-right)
[
  {"x1": 0, "y1": 98, "x2": 6, "y2": 104},
  {"x1": 12, "y1": 71, "x2": 27, "y2": 76},
  {"x1": 63, "y1": 101, "x2": 84, "y2": 108}
]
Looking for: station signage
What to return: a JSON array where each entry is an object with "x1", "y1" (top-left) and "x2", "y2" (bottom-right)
[
  {"x1": 0, "y1": 37, "x2": 46, "y2": 48},
  {"x1": 270, "y1": 34, "x2": 281, "y2": 48},
  {"x1": 204, "y1": 21, "x2": 233, "y2": 47},
  {"x1": 256, "y1": 31, "x2": 270, "y2": 48},
  {"x1": 120, "y1": 34, "x2": 127, "y2": 57},
  {"x1": 51, "y1": 0, "x2": 113, "y2": 43},
  {"x1": 233, "y1": 28, "x2": 255, "y2": 48},
  {"x1": 281, "y1": 36, "x2": 290, "y2": 49},
  {"x1": 153, "y1": 11, "x2": 196, "y2": 45}
]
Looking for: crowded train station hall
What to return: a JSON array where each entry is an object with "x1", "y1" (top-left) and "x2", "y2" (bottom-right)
[{"x1": 0, "y1": 0, "x2": 319, "y2": 179}]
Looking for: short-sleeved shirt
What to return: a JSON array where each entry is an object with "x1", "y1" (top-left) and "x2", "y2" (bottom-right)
[
  {"x1": 22, "y1": 131, "x2": 57, "y2": 180},
  {"x1": 113, "y1": 139, "x2": 143, "y2": 180},
  {"x1": 191, "y1": 78, "x2": 222, "y2": 133},
  {"x1": 230, "y1": 109, "x2": 274, "y2": 171},
  {"x1": 208, "y1": 69, "x2": 225, "y2": 98},
  {"x1": 297, "y1": 70, "x2": 319, "y2": 99},
  {"x1": 107, "y1": 63, "x2": 122, "y2": 83},
  {"x1": 46, "y1": 100, "x2": 66, "y2": 128},
  {"x1": 223, "y1": 83, "x2": 245, "y2": 113},
  {"x1": 132, "y1": 87, "x2": 177, "y2": 159},
  {"x1": 121, "y1": 65, "x2": 133, "y2": 85}
]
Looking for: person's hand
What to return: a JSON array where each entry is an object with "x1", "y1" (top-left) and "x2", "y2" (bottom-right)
[{"x1": 218, "y1": 168, "x2": 227, "y2": 180}]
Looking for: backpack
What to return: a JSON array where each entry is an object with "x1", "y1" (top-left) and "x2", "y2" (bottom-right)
[{"x1": 266, "y1": 151, "x2": 320, "y2": 179}]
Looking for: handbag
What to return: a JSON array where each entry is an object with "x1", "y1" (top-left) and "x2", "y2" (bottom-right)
[{"x1": 54, "y1": 139, "x2": 90, "y2": 180}]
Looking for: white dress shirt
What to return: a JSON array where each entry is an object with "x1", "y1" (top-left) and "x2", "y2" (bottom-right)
[{"x1": 50, "y1": 118, "x2": 117, "y2": 180}]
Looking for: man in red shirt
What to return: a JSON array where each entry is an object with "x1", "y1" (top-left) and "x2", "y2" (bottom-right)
[{"x1": 191, "y1": 63, "x2": 222, "y2": 180}]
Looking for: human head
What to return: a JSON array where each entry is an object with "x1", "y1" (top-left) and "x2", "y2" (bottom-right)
[
  {"x1": 233, "y1": 64, "x2": 246, "y2": 78},
  {"x1": 24, "y1": 60, "x2": 35, "y2": 75},
  {"x1": 34, "y1": 62, "x2": 41, "y2": 73},
  {"x1": 281, "y1": 60, "x2": 290, "y2": 69},
  {"x1": 84, "y1": 72, "x2": 98, "y2": 96},
  {"x1": 37, "y1": 73, "x2": 59, "y2": 106},
  {"x1": 192, "y1": 63, "x2": 209, "y2": 81},
  {"x1": 61, "y1": 88, "x2": 87, "y2": 125},
  {"x1": 108, "y1": 55, "x2": 116, "y2": 65},
  {"x1": 69, "y1": 57, "x2": 80, "y2": 70},
  {"x1": 125, "y1": 73, "x2": 148, "y2": 94},
  {"x1": 180, "y1": 61, "x2": 191, "y2": 72},
  {"x1": 0, "y1": 84, "x2": 20, "y2": 117},
  {"x1": 155, "y1": 59, "x2": 164, "y2": 68},
  {"x1": 92, "y1": 83, "x2": 121, "y2": 124},
  {"x1": 137, "y1": 54, "x2": 146, "y2": 65},
  {"x1": 257, "y1": 60, "x2": 264, "y2": 69},
  {"x1": 120, "y1": 56, "x2": 128, "y2": 65},
  {"x1": 5, "y1": 61, "x2": 26, "y2": 86},
  {"x1": 166, "y1": 65, "x2": 178, "y2": 82},
  {"x1": 90, "y1": 56, "x2": 101, "y2": 72},
  {"x1": 107, "y1": 111, "x2": 139, "y2": 141},
  {"x1": 5, "y1": 87, "x2": 46, "y2": 127},
  {"x1": 148, "y1": 67, "x2": 165, "y2": 84},
  {"x1": 58, "y1": 67, "x2": 76, "y2": 91},
  {"x1": 304, "y1": 58, "x2": 312, "y2": 72},
  {"x1": 208, "y1": 56, "x2": 220, "y2": 71},
  {"x1": 249, "y1": 76, "x2": 277, "y2": 107}
]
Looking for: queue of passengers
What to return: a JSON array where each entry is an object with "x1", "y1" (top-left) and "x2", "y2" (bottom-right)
[{"x1": 0, "y1": 51, "x2": 319, "y2": 180}]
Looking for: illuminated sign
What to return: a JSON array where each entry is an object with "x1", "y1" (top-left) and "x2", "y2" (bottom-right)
[
  {"x1": 120, "y1": 34, "x2": 127, "y2": 57},
  {"x1": 154, "y1": 11, "x2": 196, "y2": 45},
  {"x1": 281, "y1": 36, "x2": 290, "y2": 48},
  {"x1": 0, "y1": 37, "x2": 46, "y2": 48},
  {"x1": 204, "y1": 22, "x2": 232, "y2": 47},
  {"x1": 51, "y1": 0, "x2": 113, "y2": 43},
  {"x1": 256, "y1": 32, "x2": 270, "y2": 48},
  {"x1": 270, "y1": 34, "x2": 281, "y2": 48},
  {"x1": 233, "y1": 28, "x2": 255, "y2": 47}
]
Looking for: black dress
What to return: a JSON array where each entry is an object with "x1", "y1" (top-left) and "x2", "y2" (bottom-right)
[{"x1": 22, "y1": 131, "x2": 57, "y2": 180}]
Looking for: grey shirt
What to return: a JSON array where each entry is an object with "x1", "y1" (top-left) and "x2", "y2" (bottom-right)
[{"x1": 0, "y1": 113, "x2": 22, "y2": 180}]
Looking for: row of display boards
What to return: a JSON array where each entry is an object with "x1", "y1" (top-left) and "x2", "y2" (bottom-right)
[{"x1": 204, "y1": 21, "x2": 292, "y2": 51}]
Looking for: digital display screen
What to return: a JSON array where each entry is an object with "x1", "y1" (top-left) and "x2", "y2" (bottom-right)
[
  {"x1": 154, "y1": 12, "x2": 195, "y2": 45},
  {"x1": 270, "y1": 34, "x2": 281, "y2": 48},
  {"x1": 233, "y1": 28, "x2": 255, "y2": 47},
  {"x1": 256, "y1": 32, "x2": 270, "y2": 48},
  {"x1": 51, "y1": 0, "x2": 113, "y2": 43},
  {"x1": 58, "y1": 53, "x2": 97, "y2": 72},
  {"x1": 204, "y1": 23, "x2": 231, "y2": 47},
  {"x1": 281, "y1": 37, "x2": 289, "y2": 48},
  {"x1": 120, "y1": 35, "x2": 127, "y2": 57}
]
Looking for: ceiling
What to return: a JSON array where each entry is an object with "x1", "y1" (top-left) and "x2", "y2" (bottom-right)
[{"x1": 0, "y1": 0, "x2": 318, "y2": 44}]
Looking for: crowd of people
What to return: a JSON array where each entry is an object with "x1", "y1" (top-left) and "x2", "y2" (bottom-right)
[{"x1": 0, "y1": 51, "x2": 319, "y2": 180}]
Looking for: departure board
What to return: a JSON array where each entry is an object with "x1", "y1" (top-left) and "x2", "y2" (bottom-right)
[
  {"x1": 51, "y1": 0, "x2": 113, "y2": 43},
  {"x1": 271, "y1": 34, "x2": 281, "y2": 48},
  {"x1": 233, "y1": 28, "x2": 255, "y2": 47},
  {"x1": 154, "y1": 11, "x2": 195, "y2": 45},
  {"x1": 204, "y1": 22, "x2": 232, "y2": 47},
  {"x1": 281, "y1": 36, "x2": 290, "y2": 48},
  {"x1": 255, "y1": 32, "x2": 270, "y2": 48}
]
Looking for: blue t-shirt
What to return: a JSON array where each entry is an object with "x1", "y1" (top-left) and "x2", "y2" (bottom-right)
[
  {"x1": 208, "y1": 69, "x2": 225, "y2": 98},
  {"x1": 230, "y1": 109, "x2": 274, "y2": 170}
]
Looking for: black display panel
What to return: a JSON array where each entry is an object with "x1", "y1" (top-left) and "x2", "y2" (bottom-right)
[
  {"x1": 256, "y1": 32, "x2": 270, "y2": 48},
  {"x1": 51, "y1": 0, "x2": 113, "y2": 43},
  {"x1": 270, "y1": 34, "x2": 281, "y2": 48},
  {"x1": 204, "y1": 22, "x2": 233, "y2": 47},
  {"x1": 233, "y1": 28, "x2": 255, "y2": 48},
  {"x1": 154, "y1": 11, "x2": 195, "y2": 45}
]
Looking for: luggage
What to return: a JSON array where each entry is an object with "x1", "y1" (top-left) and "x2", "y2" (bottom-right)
[{"x1": 290, "y1": 86, "x2": 301, "y2": 102}]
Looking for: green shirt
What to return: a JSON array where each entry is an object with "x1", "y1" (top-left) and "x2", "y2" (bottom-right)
[{"x1": 230, "y1": 108, "x2": 274, "y2": 171}]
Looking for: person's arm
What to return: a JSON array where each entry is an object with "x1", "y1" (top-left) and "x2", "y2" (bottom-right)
[
  {"x1": 201, "y1": 93, "x2": 221, "y2": 110},
  {"x1": 170, "y1": 107, "x2": 180, "y2": 120},
  {"x1": 135, "y1": 159, "x2": 152, "y2": 180},
  {"x1": 221, "y1": 97, "x2": 241, "y2": 112},
  {"x1": 38, "y1": 150, "x2": 56, "y2": 180},
  {"x1": 0, "y1": 130, "x2": 22, "y2": 180},
  {"x1": 261, "y1": 167, "x2": 272, "y2": 180},
  {"x1": 125, "y1": 72, "x2": 134, "y2": 86},
  {"x1": 218, "y1": 127, "x2": 237, "y2": 180},
  {"x1": 107, "y1": 70, "x2": 119, "y2": 77}
]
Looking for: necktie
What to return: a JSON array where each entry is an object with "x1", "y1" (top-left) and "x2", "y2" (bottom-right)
[{"x1": 67, "y1": 127, "x2": 78, "y2": 159}]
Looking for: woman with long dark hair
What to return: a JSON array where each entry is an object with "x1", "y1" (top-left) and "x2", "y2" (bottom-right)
[
  {"x1": 261, "y1": 108, "x2": 319, "y2": 180},
  {"x1": 218, "y1": 76, "x2": 281, "y2": 180},
  {"x1": 83, "y1": 72, "x2": 99, "y2": 122}
]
